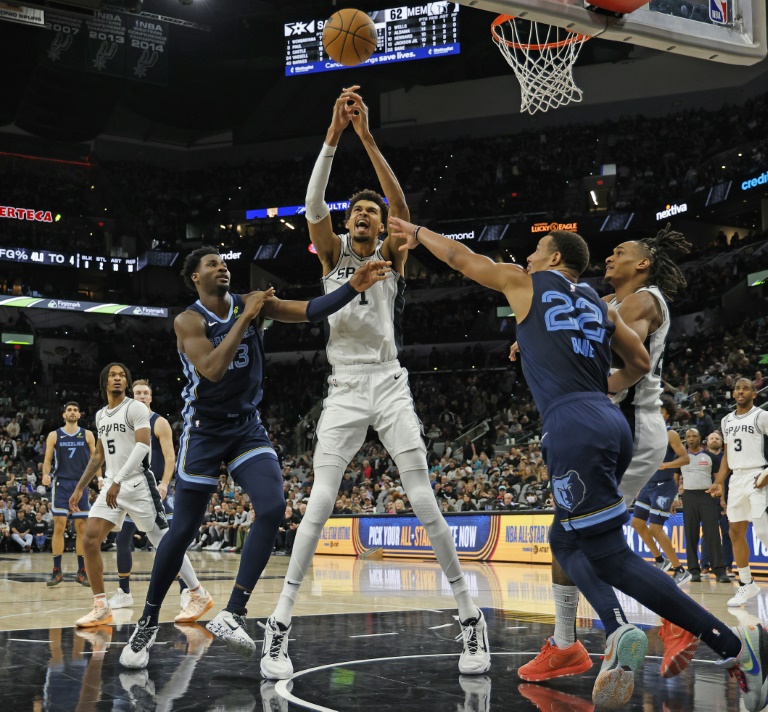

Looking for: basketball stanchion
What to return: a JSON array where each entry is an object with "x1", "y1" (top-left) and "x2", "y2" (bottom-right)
[{"x1": 491, "y1": 15, "x2": 591, "y2": 115}]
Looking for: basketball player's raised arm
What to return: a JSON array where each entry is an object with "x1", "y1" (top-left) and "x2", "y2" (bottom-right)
[
  {"x1": 260, "y1": 260, "x2": 392, "y2": 323},
  {"x1": 605, "y1": 305, "x2": 651, "y2": 393},
  {"x1": 175, "y1": 289, "x2": 274, "y2": 383},
  {"x1": 305, "y1": 88, "x2": 360, "y2": 270},
  {"x1": 41, "y1": 430, "x2": 57, "y2": 486},
  {"x1": 389, "y1": 218, "x2": 528, "y2": 297},
  {"x1": 154, "y1": 417, "x2": 175, "y2": 498},
  {"x1": 347, "y1": 90, "x2": 409, "y2": 270},
  {"x1": 69, "y1": 440, "x2": 105, "y2": 513},
  {"x1": 659, "y1": 429, "x2": 690, "y2": 470}
]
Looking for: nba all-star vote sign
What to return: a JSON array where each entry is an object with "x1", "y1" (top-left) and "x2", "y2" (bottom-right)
[
  {"x1": 317, "y1": 512, "x2": 768, "y2": 572},
  {"x1": 41, "y1": 11, "x2": 169, "y2": 85}
]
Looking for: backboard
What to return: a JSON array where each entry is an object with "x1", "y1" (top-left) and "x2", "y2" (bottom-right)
[{"x1": 457, "y1": 0, "x2": 767, "y2": 64}]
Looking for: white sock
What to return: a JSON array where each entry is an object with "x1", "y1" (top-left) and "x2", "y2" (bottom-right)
[
  {"x1": 94, "y1": 592, "x2": 107, "y2": 606},
  {"x1": 273, "y1": 579, "x2": 301, "y2": 626},
  {"x1": 552, "y1": 584, "x2": 579, "y2": 649},
  {"x1": 446, "y1": 570, "x2": 478, "y2": 622},
  {"x1": 738, "y1": 566, "x2": 753, "y2": 585}
]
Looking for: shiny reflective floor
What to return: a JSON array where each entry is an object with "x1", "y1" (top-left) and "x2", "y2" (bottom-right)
[{"x1": 0, "y1": 551, "x2": 764, "y2": 710}]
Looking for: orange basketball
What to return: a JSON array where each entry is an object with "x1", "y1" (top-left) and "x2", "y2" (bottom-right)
[{"x1": 322, "y1": 9, "x2": 378, "y2": 66}]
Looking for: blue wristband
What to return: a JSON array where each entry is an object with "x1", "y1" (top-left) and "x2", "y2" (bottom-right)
[{"x1": 306, "y1": 281, "x2": 358, "y2": 323}]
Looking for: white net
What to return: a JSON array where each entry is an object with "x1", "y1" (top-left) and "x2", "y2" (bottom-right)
[{"x1": 491, "y1": 16, "x2": 589, "y2": 115}]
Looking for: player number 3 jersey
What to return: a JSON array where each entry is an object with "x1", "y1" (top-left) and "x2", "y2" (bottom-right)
[
  {"x1": 95, "y1": 398, "x2": 151, "y2": 481},
  {"x1": 322, "y1": 234, "x2": 405, "y2": 367},
  {"x1": 721, "y1": 406, "x2": 768, "y2": 471}
]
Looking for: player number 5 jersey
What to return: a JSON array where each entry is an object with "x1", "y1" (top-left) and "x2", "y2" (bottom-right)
[{"x1": 95, "y1": 397, "x2": 151, "y2": 481}]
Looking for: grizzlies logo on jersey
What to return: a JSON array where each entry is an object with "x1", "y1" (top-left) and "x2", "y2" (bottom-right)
[{"x1": 552, "y1": 471, "x2": 587, "y2": 512}]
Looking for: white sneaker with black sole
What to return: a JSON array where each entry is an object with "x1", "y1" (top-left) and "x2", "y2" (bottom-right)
[
  {"x1": 206, "y1": 610, "x2": 256, "y2": 656},
  {"x1": 120, "y1": 617, "x2": 160, "y2": 669},
  {"x1": 728, "y1": 580, "x2": 761, "y2": 607},
  {"x1": 259, "y1": 616, "x2": 293, "y2": 679},
  {"x1": 456, "y1": 609, "x2": 491, "y2": 674}
]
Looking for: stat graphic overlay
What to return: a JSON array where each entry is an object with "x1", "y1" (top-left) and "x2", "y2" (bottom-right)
[{"x1": 285, "y1": 3, "x2": 460, "y2": 76}]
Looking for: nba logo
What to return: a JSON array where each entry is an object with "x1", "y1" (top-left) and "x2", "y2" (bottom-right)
[{"x1": 709, "y1": 0, "x2": 727, "y2": 24}]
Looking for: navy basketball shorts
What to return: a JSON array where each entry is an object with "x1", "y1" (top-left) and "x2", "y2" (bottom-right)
[
  {"x1": 542, "y1": 393, "x2": 633, "y2": 535},
  {"x1": 176, "y1": 410, "x2": 278, "y2": 493},
  {"x1": 633, "y1": 478, "x2": 677, "y2": 525},
  {"x1": 51, "y1": 477, "x2": 89, "y2": 518}
]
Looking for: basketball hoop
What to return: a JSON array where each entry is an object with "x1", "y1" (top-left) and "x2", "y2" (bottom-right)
[{"x1": 491, "y1": 15, "x2": 591, "y2": 115}]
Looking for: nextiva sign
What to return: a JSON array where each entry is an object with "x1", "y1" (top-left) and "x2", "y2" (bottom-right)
[
  {"x1": 655, "y1": 203, "x2": 687, "y2": 220},
  {"x1": 741, "y1": 170, "x2": 768, "y2": 191}
]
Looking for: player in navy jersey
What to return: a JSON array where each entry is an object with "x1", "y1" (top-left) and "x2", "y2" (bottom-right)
[
  {"x1": 390, "y1": 217, "x2": 768, "y2": 712},
  {"x1": 120, "y1": 245, "x2": 390, "y2": 669},
  {"x1": 42, "y1": 401, "x2": 96, "y2": 587}
]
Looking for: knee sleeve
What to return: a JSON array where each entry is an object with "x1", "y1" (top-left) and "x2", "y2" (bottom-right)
[
  {"x1": 397, "y1": 450, "x2": 446, "y2": 532},
  {"x1": 298, "y1": 443, "x2": 345, "y2": 538}
]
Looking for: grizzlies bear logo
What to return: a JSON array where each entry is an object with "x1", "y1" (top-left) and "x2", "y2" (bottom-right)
[
  {"x1": 656, "y1": 496, "x2": 670, "y2": 510},
  {"x1": 552, "y1": 470, "x2": 586, "y2": 512}
]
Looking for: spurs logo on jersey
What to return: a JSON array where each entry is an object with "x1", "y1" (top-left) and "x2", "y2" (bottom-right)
[
  {"x1": 721, "y1": 407, "x2": 768, "y2": 471},
  {"x1": 94, "y1": 397, "x2": 151, "y2": 481},
  {"x1": 322, "y1": 233, "x2": 405, "y2": 366},
  {"x1": 609, "y1": 285, "x2": 669, "y2": 408}
]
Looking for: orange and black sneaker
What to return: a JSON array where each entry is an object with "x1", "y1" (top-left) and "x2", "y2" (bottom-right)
[
  {"x1": 518, "y1": 683, "x2": 595, "y2": 711},
  {"x1": 47, "y1": 568, "x2": 63, "y2": 587},
  {"x1": 518, "y1": 637, "x2": 593, "y2": 682},
  {"x1": 76, "y1": 568, "x2": 90, "y2": 587},
  {"x1": 659, "y1": 618, "x2": 699, "y2": 678}
]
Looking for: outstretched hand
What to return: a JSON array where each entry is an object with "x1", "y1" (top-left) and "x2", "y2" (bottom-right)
[
  {"x1": 388, "y1": 217, "x2": 419, "y2": 251},
  {"x1": 329, "y1": 85, "x2": 362, "y2": 135},
  {"x1": 349, "y1": 260, "x2": 392, "y2": 292},
  {"x1": 243, "y1": 288, "x2": 275, "y2": 320},
  {"x1": 509, "y1": 342, "x2": 520, "y2": 362}
]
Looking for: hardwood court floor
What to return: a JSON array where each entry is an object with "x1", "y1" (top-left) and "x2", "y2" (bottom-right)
[{"x1": 0, "y1": 551, "x2": 762, "y2": 710}]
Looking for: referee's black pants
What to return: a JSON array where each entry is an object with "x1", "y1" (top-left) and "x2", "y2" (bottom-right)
[{"x1": 682, "y1": 489, "x2": 725, "y2": 575}]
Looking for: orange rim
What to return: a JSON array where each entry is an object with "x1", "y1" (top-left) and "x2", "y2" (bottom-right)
[{"x1": 491, "y1": 14, "x2": 590, "y2": 51}]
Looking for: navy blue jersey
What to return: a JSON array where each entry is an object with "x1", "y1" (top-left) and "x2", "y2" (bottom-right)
[
  {"x1": 180, "y1": 294, "x2": 266, "y2": 420},
  {"x1": 149, "y1": 412, "x2": 165, "y2": 482},
  {"x1": 52, "y1": 427, "x2": 91, "y2": 480},
  {"x1": 649, "y1": 426, "x2": 675, "y2": 483},
  {"x1": 516, "y1": 271, "x2": 615, "y2": 414}
]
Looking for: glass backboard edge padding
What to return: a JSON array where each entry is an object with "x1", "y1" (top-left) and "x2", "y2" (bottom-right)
[{"x1": 461, "y1": 0, "x2": 767, "y2": 64}]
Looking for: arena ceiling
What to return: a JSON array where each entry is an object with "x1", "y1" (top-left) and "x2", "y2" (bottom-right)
[{"x1": 0, "y1": 0, "x2": 634, "y2": 146}]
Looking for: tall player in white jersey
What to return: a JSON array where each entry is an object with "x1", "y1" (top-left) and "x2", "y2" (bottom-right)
[
  {"x1": 260, "y1": 86, "x2": 490, "y2": 680},
  {"x1": 708, "y1": 378, "x2": 768, "y2": 606},
  {"x1": 518, "y1": 225, "x2": 695, "y2": 690},
  {"x1": 68, "y1": 363, "x2": 208, "y2": 628}
]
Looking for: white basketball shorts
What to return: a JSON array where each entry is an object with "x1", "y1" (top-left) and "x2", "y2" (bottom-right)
[
  {"x1": 727, "y1": 469, "x2": 768, "y2": 523},
  {"x1": 619, "y1": 406, "x2": 668, "y2": 505},
  {"x1": 315, "y1": 360, "x2": 425, "y2": 464},
  {"x1": 89, "y1": 473, "x2": 167, "y2": 532}
]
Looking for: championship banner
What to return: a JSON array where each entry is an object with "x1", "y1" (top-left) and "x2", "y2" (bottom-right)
[
  {"x1": 126, "y1": 15, "x2": 168, "y2": 84},
  {"x1": 0, "y1": 296, "x2": 168, "y2": 318},
  {"x1": 45, "y1": 13, "x2": 87, "y2": 70},
  {"x1": 86, "y1": 10, "x2": 126, "y2": 77}
]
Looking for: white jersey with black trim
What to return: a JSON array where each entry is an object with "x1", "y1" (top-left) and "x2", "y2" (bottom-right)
[
  {"x1": 95, "y1": 397, "x2": 151, "y2": 481},
  {"x1": 609, "y1": 284, "x2": 669, "y2": 408},
  {"x1": 322, "y1": 233, "x2": 406, "y2": 367},
  {"x1": 721, "y1": 407, "x2": 768, "y2": 472}
]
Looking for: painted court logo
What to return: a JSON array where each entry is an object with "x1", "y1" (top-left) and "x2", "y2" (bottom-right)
[{"x1": 552, "y1": 470, "x2": 586, "y2": 512}]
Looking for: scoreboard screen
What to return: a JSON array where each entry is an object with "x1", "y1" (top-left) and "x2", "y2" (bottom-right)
[{"x1": 285, "y1": 3, "x2": 460, "y2": 76}]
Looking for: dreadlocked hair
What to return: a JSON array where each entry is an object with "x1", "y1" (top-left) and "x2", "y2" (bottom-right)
[{"x1": 638, "y1": 223, "x2": 692, "y2": 300}]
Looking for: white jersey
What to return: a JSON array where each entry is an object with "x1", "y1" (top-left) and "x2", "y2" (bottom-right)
[
  {"x1": 610, "y1": 284, "x2": 669, "y2": 408},
  {"x1": 95, "y1": 397, "x2": 151, "y2": 481},
  {"x1": 322, "y1": 233, "x2": 405, "y2": 367},
  {"x1": 721, "y1": 406, "x2": 768, "y2": 472}
]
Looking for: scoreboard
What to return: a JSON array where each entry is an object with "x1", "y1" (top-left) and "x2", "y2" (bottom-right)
[{"x1": 285, "y1": 2, "x2": 460, "y2": 76}]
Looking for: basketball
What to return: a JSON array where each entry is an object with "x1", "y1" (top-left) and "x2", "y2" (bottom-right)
[{"x1": 322, "y1": 9, "x2": 378, "y2": 66}]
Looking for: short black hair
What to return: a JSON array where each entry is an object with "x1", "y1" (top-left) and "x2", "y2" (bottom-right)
[
  {"x1": 735, "y1": 377, "x2": 756, "y2": 391},
  {"x1": 63, "y1": 401, "x2": 80, "y2": 411},
  {"x1": 660, "y1": 397, "x2": 676, "y2": 419},
  {"x1": 549, "y1": 231, "x2": 590, "y2": 276},
  {"x1": 99, "y1": 362, "x2": 133, "y2": 402},
  {"x1": 181, "y1": 245, "x2": 220, "y2": 292},
  {"x1": 345, "y1": 189, "x2": 389, "y2": 227}
]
